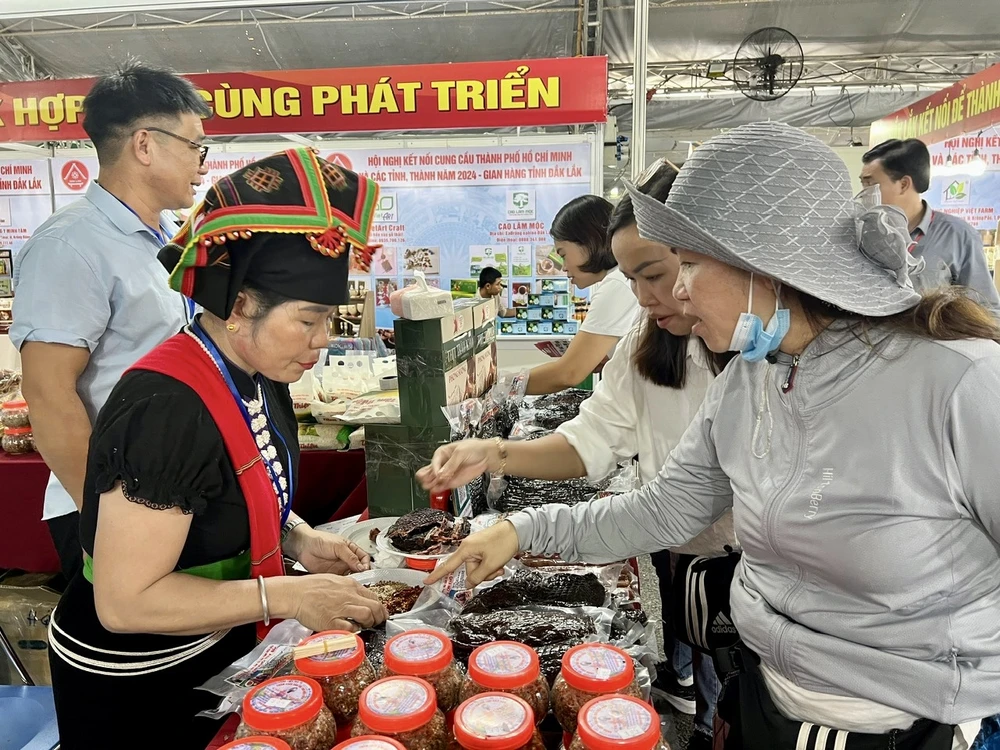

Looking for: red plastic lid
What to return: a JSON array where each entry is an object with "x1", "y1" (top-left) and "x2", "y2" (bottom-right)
[
  {"x1": 454, "y1": 693, "x2": 535, "y2": 750},
  {"x1": 295, "y1": 630, "x2": 366, "y2": 677},
  {"x1": 575, "y1": 696, "x2": 661, "y2": 750},
  {"x1": 468, "y1": 642, "x2": 540, "y2": 690},
  {"x1": 357, "y1": 676, "x2": 438, "y2": 734},
  {"x1": 404, "y1": 555, "x2": 438, "y2": 572},
  {"x1": 241, "y1": 676, "x2": 324, "y2": 733},
  {"x1": 1, "y1": 400, "x2": 26, "y2": 410},
  {"x1": 383, "y1": 630, "x2": 453, "y2": 675},
  {"x1": 3, "y1": 427, "x2": 31, "y2": 435},
  {"x1": 219, "y1": 738, "x2": 292, "y2": 750},
  {"x1": 560, "y1": 644, "x2": 634, "y2": 693},
  {"x1": 334, "y1": 736, "x2": 408, "y2": 750}
]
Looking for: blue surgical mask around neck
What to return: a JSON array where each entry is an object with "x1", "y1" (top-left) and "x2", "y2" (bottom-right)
[{"x1": 728, "y1": 273, "x2": 791, "y2": 362}]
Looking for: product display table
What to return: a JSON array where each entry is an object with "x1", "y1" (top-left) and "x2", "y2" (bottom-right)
[{"x1": 0, "y1": 449, "x2": 368, "y2": 575}]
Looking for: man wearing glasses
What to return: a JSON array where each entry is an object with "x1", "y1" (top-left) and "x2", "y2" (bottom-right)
[{"x1": 11, "y1": 62, "x2": 210, "y2": 581}]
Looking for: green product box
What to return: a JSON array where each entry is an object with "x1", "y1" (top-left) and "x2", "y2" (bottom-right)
[
  {"x1": 394, "y1": 305, "x2": 476, "y2": 352},
  {"x1": 476, "y1": 319, "x2": 497, "y2": 353},
  {"x1": 453, "y1": 296, "x2": 495, "y2": 328},
  {"x1": 365, "y1": 424, "x2": 459, "y2": 518},
  {"x1": 396, "y1": 330, "x2": 476, "y2": 427}
]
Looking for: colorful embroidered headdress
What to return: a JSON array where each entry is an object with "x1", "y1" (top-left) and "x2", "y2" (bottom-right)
[{"x1": 159, "y1": 147, "x2": 380, "y2": 318}]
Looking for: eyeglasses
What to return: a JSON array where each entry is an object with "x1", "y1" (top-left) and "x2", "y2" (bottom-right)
[{"x1": 140, "y1": 126, "x2": 209, "y2": 165}]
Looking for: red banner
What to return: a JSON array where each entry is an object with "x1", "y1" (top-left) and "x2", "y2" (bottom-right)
[
  {"x1": 870, "y1": 62, "x2": 1000, "y2": 146},
  {"x1": 0, "y1": 57, "x2": 607, "y2": 143}
]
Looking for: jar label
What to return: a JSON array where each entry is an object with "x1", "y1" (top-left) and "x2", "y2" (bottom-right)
[
  {"x1": 475, "y1": 644, "x2": 532, "y2": 676},
  {"x1": 569, "y1": 647, "x2": 626, "y2": 681},
  {"x1": 346, "y1": 741, "x2": 403, "y2": 750},
  {"x1": 461, "y1": 695, "x2": 528, "y2": 737},
  {"x1": 389, "y1": 632, "x2": 444, "y2": 663},
  {"x1": 250, "y1": 678, "x2": 314, "y2": 714},
  {"x1": 228, "y1": 743, "x2": 285, "y2": 750},
  {"x1": 584, "y1": 698, "x2": 652, "y2": 740},
  {"x1": 366, "y1": 678, "x2": 432, "y2": 716}
]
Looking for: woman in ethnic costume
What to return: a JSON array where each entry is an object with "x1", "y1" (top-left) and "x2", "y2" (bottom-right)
[{"x1": 47, "y1": 148, "x2": 389, "y2": 748}]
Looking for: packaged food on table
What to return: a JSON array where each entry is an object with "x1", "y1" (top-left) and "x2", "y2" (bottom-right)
[
  {"x1": 453, "y1": 693, "x2": 546, "y2": 750},
  {"x1": 459, "y1": 642, "x2": 549, "y2": 723},
  {"x1": 236, "y1": 676, "x2": 338, "y2": 750},
  {"x1": 334, "y1": 735, "x2": 407, "y2": 750},
  {"x1": 381, "y1": 629, "x2": 464, "y2": 712},
  {"x1": 351, "y1": 676, "x2": 449, "y2": 750},
  {"x1": 220, "y1": 738, "x2": 293, "y2": 750},
  {"x1": 294, "y1": 631, "x2": 378, "y2": 743},
  {"x1": 0, "y1": 399, "x2": 30, "y2": 428},
  {"x1": 551, "y1": 644, "x2": 641, "y2": 740},
  {"x1": 568, "y1": 696, "x2": 669, "y2": 750},
  {"x1": 2, "y1": 426, "x2": 34, "y2": 454}
]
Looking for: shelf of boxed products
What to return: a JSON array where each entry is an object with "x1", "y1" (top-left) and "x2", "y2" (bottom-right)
[{"x1": 500, "y1": 278, "x2": 586, "y2": 337}]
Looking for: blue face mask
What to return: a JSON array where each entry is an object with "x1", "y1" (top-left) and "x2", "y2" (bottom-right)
[{"x1": 729, "y1": 274, "x2": 791, "y2": 362}]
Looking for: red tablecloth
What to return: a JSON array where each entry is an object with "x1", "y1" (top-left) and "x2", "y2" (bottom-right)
[
  {"x1": 0, "y1": 452, "x2": 60, "y2": 573},
  {"x1": 0, "y1": 449, "x2": 368, "y2": 574}
]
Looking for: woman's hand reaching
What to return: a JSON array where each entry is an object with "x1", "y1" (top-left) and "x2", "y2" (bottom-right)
[
  {"x1": 286, "y1": 526, "x2": 370, "y2": 575},
  {"x1": 424, "y1": 520, "x2": 521, "y2": 588},
  {"x1": 416, "y1": 439, "x2": 498, "y2": 494},
  {"x1": 282, "y1": 574, "x2": 388, "y2": 633}
]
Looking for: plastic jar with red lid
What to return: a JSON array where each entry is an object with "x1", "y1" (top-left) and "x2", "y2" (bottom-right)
[
  {"x1": 568, "y1": 696, "x2": 669, "y2": 750},
  {"x1": 459, "y1": 642, "x2": 549, "y2": 723},
  {"x1": 551, "y1": 644, "x2": 641, "y2": 740},
  {"x1": 219, "y1": 738, "x2": 292, "y2": 750},
  {"x1": 236, "y1": 676, "x2": 338, "y2": 750},
  {"x1": 2, "y1": 426, "x2": 34, "y2": 454},
  {"x1": 380, "y1": 630, "x2": 463, "y2": 712},
  {"x1": 295, "y1": 630, "x2": 377, "y2": 742},
  {"x1": 453, "y1": 693, "x2": 546, "y2": 750},
  {"x1": 0, "y1": 400, "x2": 29, "y2": 429},
  {"x1": 351, "y1": 676, "x2": 449, "y2": 750},
  {"x1": 334, "y1": 735, "x2": 408, "y2": 750}
]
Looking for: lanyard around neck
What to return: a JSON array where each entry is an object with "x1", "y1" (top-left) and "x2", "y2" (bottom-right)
[{"x1": 189, "y1": 317, "x2": 294, "y2": 525}]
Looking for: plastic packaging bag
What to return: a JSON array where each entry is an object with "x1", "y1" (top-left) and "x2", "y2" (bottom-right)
[
  {"x1": 196, "y1": 619, "x2": 312, "y2": 719},
  {"x1": 339, "y1": 390, "x2": 401, "y2": 425}
]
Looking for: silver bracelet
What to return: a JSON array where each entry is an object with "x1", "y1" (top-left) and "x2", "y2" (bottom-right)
[
  {"x1": 257, "y1": 575, "x2": 270, "y2": 627},
  {"x1": 281, "y1": 517, "x2": 306, "y2": 541}
]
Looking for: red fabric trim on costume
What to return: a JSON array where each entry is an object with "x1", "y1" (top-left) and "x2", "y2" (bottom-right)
[{"x1": 127, "y1": 333, "x2": 284, "y2": 640}]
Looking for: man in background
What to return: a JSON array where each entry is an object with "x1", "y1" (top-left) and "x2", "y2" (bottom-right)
[
  {"x1": 861, "y1": 138, "x2": 1000, "y2": 313},
  {"x1": 11, "y1": 62, "x2": 210, "y2": 580},
  {"x1": 478, "y1": 266, "x2": 507, "y2": 317}
]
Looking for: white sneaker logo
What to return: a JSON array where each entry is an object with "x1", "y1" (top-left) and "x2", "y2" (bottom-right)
[{"x1": 712, "y1": 611, "x2": 737, "y2": 635}]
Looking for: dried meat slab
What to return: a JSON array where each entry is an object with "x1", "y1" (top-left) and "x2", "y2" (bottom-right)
[
  {"x1": 366, "y1": 581, "x2": 423, "y2": 616},
  {"x1": 387, "y1": 508, "x2": 471, "y2": 554},
  {"x1": 449, "y1": 609, "x2": 595, "y2": 649},
  {"x1": 460, "y1": 570, "x2": 606, "y2": 615},
  {"x1": 449, "y1": 609, "x2": 595, "y2": 682}
]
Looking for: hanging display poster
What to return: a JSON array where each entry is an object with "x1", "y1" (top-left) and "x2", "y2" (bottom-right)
[
  {"x1": 335, "y1": 142, "x2": 590, "y2": 328},
  {"x1": 926, "y1": 137, "x2": 1000, "y2": 244},
  {"x1": 36, "y1": 140, "x2": 591, "y2": 332},
  {"x1": 0, "y1": 159, "x2": 53, "y2": 259}
]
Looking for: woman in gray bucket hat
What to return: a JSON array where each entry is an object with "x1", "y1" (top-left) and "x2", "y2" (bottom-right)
[{"x1": 427, "y1": 122, "x2": 1000, "y2": 749}]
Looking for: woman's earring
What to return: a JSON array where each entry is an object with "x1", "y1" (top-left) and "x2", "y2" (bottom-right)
[{"x1": 227, "y1": 323, "x2": 237, "y2": 332}]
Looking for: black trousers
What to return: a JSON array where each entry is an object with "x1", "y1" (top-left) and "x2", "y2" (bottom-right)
[
  {"x1": 46, "y1": 511, "x2": 83, "y2": 582},
  {"x1": 716, "y1": 645, "x2": 955, "y2": 750}
]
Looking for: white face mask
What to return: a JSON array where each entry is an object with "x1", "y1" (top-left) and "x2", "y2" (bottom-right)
[{"x1": 728, "y1": 274, "x2": 791, "y2": 362}]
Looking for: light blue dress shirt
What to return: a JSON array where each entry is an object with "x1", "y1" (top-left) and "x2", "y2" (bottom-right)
[{"x1": 11, "y1": 182, "x2": 188, "y2": 521}]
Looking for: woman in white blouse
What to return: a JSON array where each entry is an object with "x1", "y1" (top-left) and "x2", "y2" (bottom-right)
[
  {"x1": 421, "y1": 166, "x2": 734, "y2": 748},
  {"x1": 525, "y1": 194, "x2": 641, "y2": 394}
]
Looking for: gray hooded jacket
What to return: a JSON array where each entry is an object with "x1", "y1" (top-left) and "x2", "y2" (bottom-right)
[{"x1": 510, "y1": 326, "x2": 1000, "y2": 724}]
